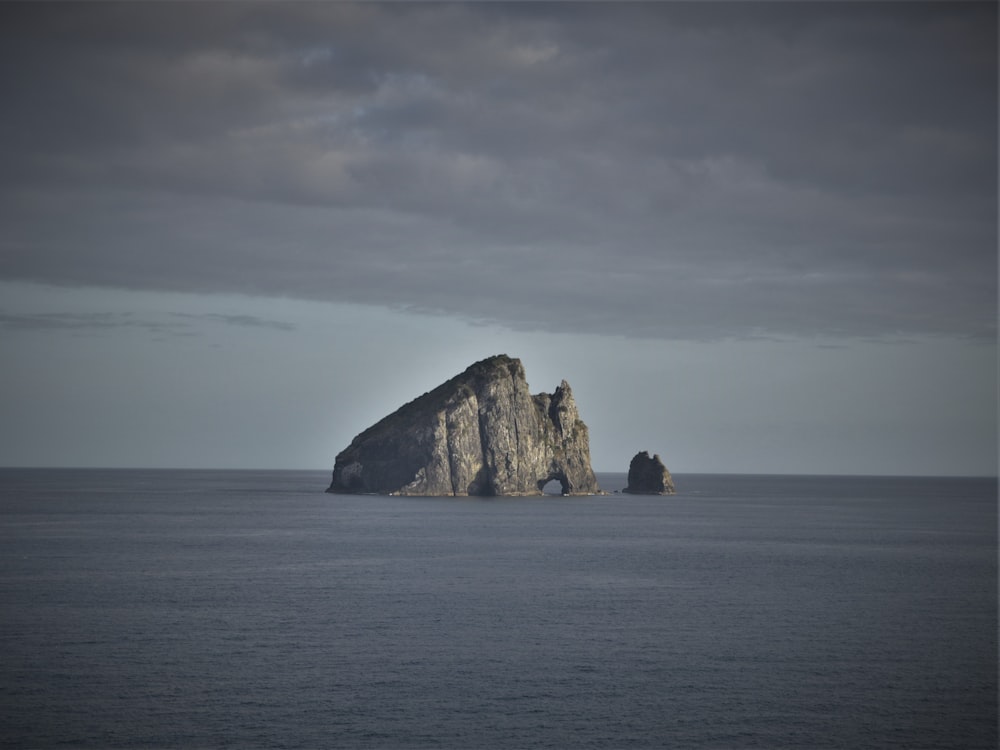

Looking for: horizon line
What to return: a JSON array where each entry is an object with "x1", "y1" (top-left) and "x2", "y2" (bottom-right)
[{"x1": 1, "y1": 466, "x2": 996, "y2": 481}]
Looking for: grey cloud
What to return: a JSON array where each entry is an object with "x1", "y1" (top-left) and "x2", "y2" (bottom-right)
[
  {"x1": 169, "y1": 313, "x2": 296, "y2": 332},
  {"x1": 0, "y1": 311, "x2": 190, "y2": 335},
  {"x1": 0, "y1": 2, "x2": 994, "y2": 341},
  {"x1": 0, "y1": 309, "x2": 294, "y2": 335}
]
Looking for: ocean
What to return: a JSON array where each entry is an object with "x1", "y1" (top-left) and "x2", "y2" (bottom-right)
[{"x1": 0, "y1": 469, "x2": 995, "y2": 749}]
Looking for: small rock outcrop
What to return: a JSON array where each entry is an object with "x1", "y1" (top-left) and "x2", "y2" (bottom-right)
[
  {"x1": 327, "y1": 355, "x2": 601, "y2": 496},
  {"x1": 622, "y1": 451, "x2": 675, "y2": 495}
]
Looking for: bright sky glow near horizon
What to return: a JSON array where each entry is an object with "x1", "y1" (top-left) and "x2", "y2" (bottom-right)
[{"x1": 0, "y1": 2, "x2": 996, "y2": 476}]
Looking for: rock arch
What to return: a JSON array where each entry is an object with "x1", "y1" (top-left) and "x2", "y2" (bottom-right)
[{"x1": 538, "y1": 471, "x2": 569, "y2": 495}]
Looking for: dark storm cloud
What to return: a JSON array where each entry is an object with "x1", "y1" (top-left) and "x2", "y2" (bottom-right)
[{"x1": 0, "y1": 2, "x2": 994, "y2": 340}]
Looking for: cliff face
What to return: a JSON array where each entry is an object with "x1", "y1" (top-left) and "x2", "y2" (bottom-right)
[
  {"x1": 622, "y1": 451, "x2": 676, "y2": 495},
  {"x1": 327, "y1": 355, "x2": 601, "y2": 496}
]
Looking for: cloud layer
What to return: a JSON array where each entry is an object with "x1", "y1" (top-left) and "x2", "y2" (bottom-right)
[
  {"x1": 0, "y1": 309, "x2": 293, "y2": 335},
  {"x1": 1, "y1": 3, "x2": 995, "y2": 340}
]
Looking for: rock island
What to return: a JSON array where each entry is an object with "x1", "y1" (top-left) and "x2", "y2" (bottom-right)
[
  {"x1": 622, "y1": 451, "x2": 676, "y2": 495},
  {"x1": 327, "y1": 354, "x2": 601, "y2": 496}
]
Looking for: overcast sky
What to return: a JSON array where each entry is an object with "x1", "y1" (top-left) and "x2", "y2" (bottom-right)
[{"x1": 0, "y1": 2, "x2": 996, "y2": 476}]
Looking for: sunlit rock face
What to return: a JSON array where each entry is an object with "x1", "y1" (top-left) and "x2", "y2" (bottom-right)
[
  {"x1": 622, "y1": 451, "x2": 676, "y2": 495},
  {"x1": 327, "y1": 355, "x2": 601, "y2": 496}
]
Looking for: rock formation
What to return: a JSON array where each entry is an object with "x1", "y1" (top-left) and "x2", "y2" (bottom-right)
[
  {"x1": 327, "y1": 354, "x2": 601, "y2": 496},
  {"x1": 622, "y1": 451, "x2": 676, "y2": 494}
]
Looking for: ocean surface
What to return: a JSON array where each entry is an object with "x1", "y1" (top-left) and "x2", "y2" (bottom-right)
[{"x1": 0, "y1": 470, "x2": 995, "y2": 749}]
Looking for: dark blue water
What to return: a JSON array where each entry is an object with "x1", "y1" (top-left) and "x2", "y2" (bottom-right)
[{"x1": 1, "y1": 470, "x2": 995, "y2": 749}]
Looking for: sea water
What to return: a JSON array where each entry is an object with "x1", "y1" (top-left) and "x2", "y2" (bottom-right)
[{"x1": 0, "y1": 470, "x2": 995, "y2": 749}]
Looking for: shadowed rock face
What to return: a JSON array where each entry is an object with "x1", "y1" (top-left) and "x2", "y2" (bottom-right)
[
  {"x1": 623, "y1": 451, "x2": 676, "y2": 495},
  {"x1": 327, "y1": 355, "x2": 601, "y2": 496}
]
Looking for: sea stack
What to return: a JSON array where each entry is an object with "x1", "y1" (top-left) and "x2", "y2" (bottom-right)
[
  {"x1": 622, "y1": 451, "x2": 676, "y2": 495},
  {"x1": 327, "y1": 354, "x2": 601, "y2": 496}
]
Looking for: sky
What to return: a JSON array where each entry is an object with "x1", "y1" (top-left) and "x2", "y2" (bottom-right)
[{"x1": 0, "y1": 2, "x2": 996, "y2": 476}]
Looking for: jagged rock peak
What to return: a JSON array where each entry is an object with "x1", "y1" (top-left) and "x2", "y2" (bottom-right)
[
  {"x1": 622, "y1": 451, "x2": 676, "y2": 495},
  {"x1": 327, "y1": 354, "x2": 601, "y2": 497}
]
